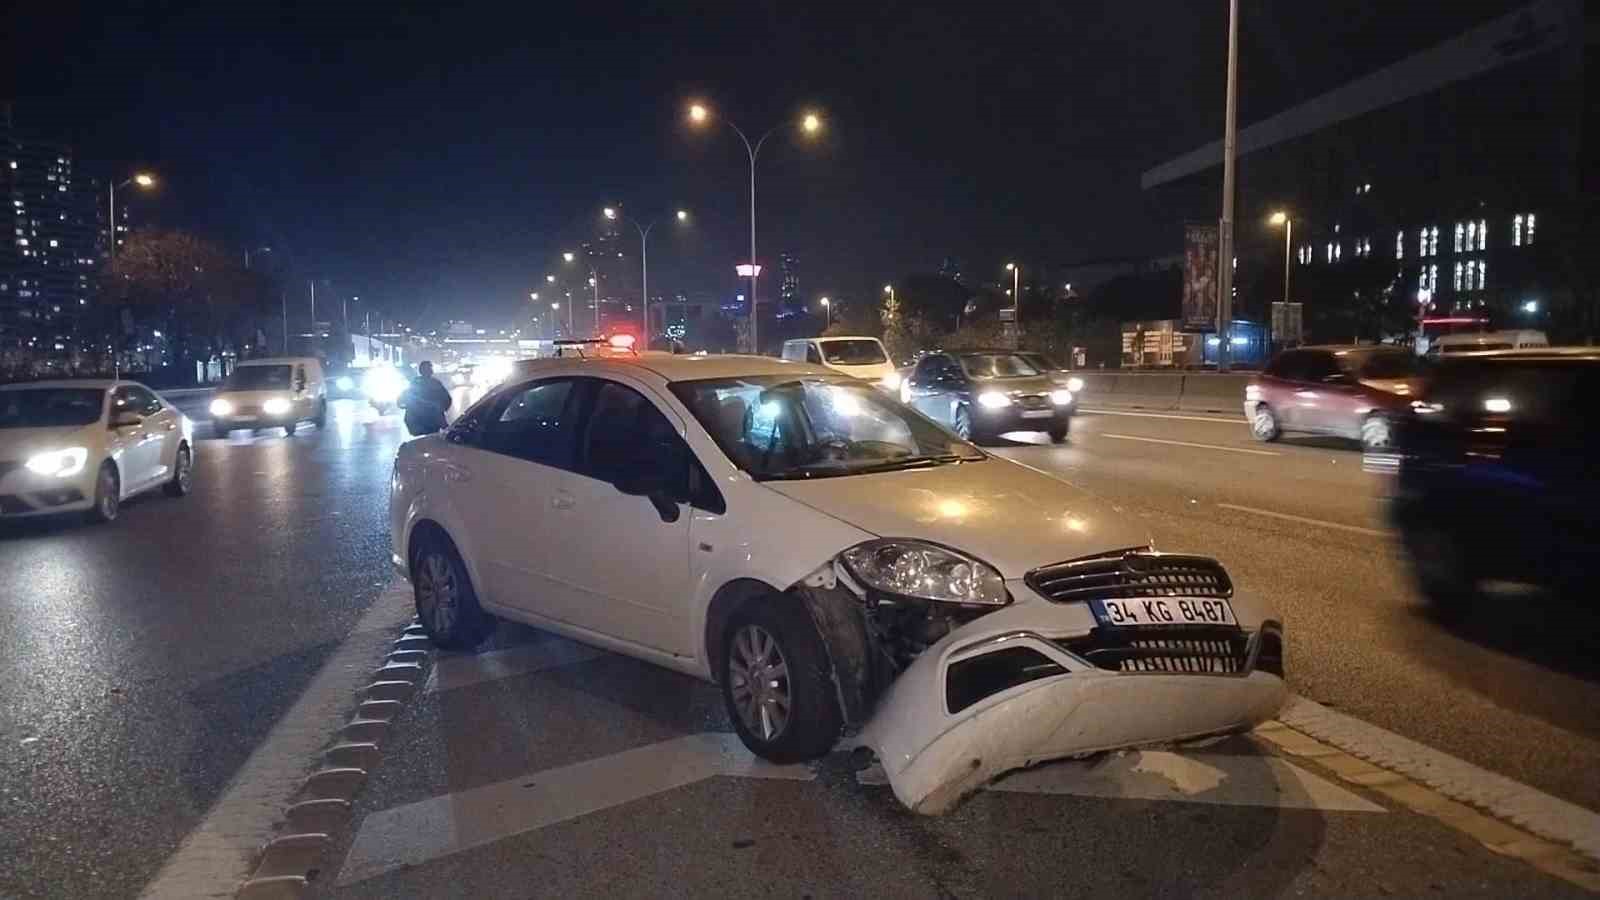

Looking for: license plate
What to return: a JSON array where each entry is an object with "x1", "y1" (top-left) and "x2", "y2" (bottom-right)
[
  {"x1": 1097, "y1": 596, "x2": 1236, "y2": 627},
  {"x1": 1021, "y1": 409, "x2": 1054, "y2": 419}
]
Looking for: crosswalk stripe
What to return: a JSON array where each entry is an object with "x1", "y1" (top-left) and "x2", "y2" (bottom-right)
[
  {"x1": 424, "y1": 637, "x2": 602, "y2": 693},
  {"x1": 335, "y1": 732, "x2": 813, "y2": 886}
]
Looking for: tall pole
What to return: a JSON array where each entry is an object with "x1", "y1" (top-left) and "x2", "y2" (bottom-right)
[
  {"x1": 107, "y1": 183, "x2": 116, "y2": 260},
  {"x1": 281, "y1": 291, "x2": 288, "y2": 354},
  {"x1": 639, "y1": 223, "x2": 651, "y2": 340},
  {"x1": 1217, "y1": 0, "x2": 1239, "y2": 371},
  {"x1": 1012, "y1": 266, "x2": 1021, "y2": 349},
  {"x1": 592, "y1": 272, "x2": 600, "y2": 335},
  {"x1": 748, "y1": 144, "x2": 759, "y2": 354},
  {"x1": 309, "y1": 280, "x2": 316, "y2": 331},
  {"x1": 1283, "y1": 218, "x2": 1292, "y2": 307}
]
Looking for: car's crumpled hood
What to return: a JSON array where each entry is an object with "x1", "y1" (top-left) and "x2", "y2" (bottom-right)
[
  {"x1": 762, "y1": 458, "x2": 1151, "y2": 578},
  {"x1": 0, "y1": 425, "x2": 95, "y2": 462}
]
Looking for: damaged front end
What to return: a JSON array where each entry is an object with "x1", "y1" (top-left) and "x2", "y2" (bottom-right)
[{"x1": 792, "y1": 546, "x2": 1287, "y2": 815}]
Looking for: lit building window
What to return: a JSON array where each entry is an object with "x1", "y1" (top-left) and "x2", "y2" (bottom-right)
[
  {"x1": 1477, "y1": 260, "x2": 1487, "y2": 290},
  {"x1": 1454, "y1": 223, "x2": 1465, "y2": 253},
  {"x1": 1396, "y1": 231, "x2": 1404, "y2": 260},
  {"x1": 1453, "y1": 262, "x2": 1463, "y2": 291},
  {"x1": 1477, "y1": 219, "x2": 1487, "y2": 251},
  {"x1": 1326, "y1": 243, "x2": 1334, "y2": 263},
  {"x1": 1334, "y1": 243, "x2": 1342, "y2": 261},
  {"x1": 48, "y1": 239, "x2": 58, "y2": 247},
  {"x1": 1429, "y1": 227, "x2": 1439, "y2": 257},
  {"x1": 1513, "y1": 215, "x2": 1523, "y2": 246},
  {"x1": 1526, "y1": 214, "x2": 1536, "y2": 244},
  {"x1": 1418, "y1": 228, "x2": 1427, "y2": 257}
]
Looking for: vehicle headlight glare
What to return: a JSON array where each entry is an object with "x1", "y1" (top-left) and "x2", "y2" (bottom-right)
[
  {"x1": 24, "y1": 446, "x2": 89, "y2": 478},
  {"x1": 1050, "y1": 389, "x2": 1074, "y2": 406},
  {"x1": 363, "y1": 367, "x2": 406, "y2": 404},
  {"x1": 879, "y1": 371, "x2": 902, "y2": 391},
  {"x1": 1066, "y1": 376, "x2": 1084, "y2": 393},
  {"x1": 335, "y1": 375, "x2": 355, "y2": 392},
  {"x1": 209, "y1": 398, "x2": 235, "y2": 417},
  {"x1": 976, "y1": 391, "x2": 1011, "y2": 409},
  {"x1": 841, "y1": 540, "x2": 1009, "y2": 606},
  {"x1": 263, "y1": 397, "x2": 292, "y2": 415}
]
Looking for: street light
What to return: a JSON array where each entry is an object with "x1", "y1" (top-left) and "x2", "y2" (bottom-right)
[
  {"x1": 108, "y1": 171, "x2": 157, "y2": 258},
  {"x1": 820, "y1": 296, "x2": 831, "y2": 328},
  {"x1": 602, "y1": 204, "x2": 691, "y2": 341},
  {"x1": 1005, "y1": 263, "x2": 1020, "y2": 347},
  {"x1": 688, "y1": 101, "x2": 825, "y2": 353},
  {"x1": 562, "y1": 251, "x2": 575, "y2": 263},
  {"x1": 546, "y1": 274, "x2": 556, "y2": 283},
  {"x1": 1268, "y1": 211, "x2": 1293, "y2": 350}
]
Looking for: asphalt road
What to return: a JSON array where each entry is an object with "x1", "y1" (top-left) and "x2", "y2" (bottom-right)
[{"x1": 4, "y1": 392, "x2": 1598, "y2": 898}]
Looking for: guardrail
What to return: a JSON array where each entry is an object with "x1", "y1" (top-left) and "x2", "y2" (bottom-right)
[{"x1": 1076, "y1": 372, "x2": 1250, "y2": 416}]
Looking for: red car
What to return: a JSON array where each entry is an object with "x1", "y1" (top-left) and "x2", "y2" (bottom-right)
[{"x1": 1245, "y1": 345, "x2": 1427, "y2": 450}]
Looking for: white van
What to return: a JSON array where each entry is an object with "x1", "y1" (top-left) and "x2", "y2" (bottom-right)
[
  {"x1": 1426, "y1": 330, "x2": 1548, "y2": 356},
  {"x1": 209, "y1": 357, "x2": 329, "y2": 435},
  {"x1": 781, "y1": 336, "x2": 900, "y2": 391}
]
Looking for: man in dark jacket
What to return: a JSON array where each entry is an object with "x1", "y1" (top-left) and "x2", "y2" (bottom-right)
[{"x1": 401, "y1": 361, "x2": 453, "y2": 435}]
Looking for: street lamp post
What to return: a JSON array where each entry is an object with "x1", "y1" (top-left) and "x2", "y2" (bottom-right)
[
  {"x1": 820, "y1": 296, "x2": 831, "y2": 328},
  {"x1": 1217, "y1": 0, "x2": 1241, "y2": 371},
  {"x1": 689, "y1": 103, "x2": 823, "y2": 354},
  {"x1": 605, "y1": 206, "x2": 689, "y2": 341},
  {"x1": 1005, "y1": 262, "x2": 1021, "y2": 348},
  {"x1": 108, "y1": 172, "x2": 156, "y2": 259},
  {"x1": 1269, "y1": 211, "x2": 1293, "y2": 350}
]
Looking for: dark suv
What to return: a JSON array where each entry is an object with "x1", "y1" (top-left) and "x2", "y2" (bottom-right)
[
  {"x1": 1246, "y1": 345, "x2": 1427, "y2": 450},
  {"x1": 1384, "y1": 349, "x2": 1600, "y2": 612}
]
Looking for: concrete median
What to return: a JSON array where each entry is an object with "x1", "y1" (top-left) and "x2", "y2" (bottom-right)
[
  {"x1": 1177, "y1": 374, "x2": 1251, "y2": 414},
  {"x1": 1074, "y1": 372, "x2": 1250, "y2": 417}
]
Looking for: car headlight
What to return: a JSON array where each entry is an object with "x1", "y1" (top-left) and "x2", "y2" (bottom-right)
[
  {"x1": 24, "y1": 446, "x2": 89, "y2": 478},
  {"x1": 841, "y1": 540, "x2": 1010, "y2": 606},
  {"x1": 262, "y1": 397, "x2": 293, "y2": 416},
  {"x1": 336, "y1": 375, "x2": 355, "y2": 392},
  {"x1": 1049, "y1": 389, "x2": 1074, "y2": 406},
  {"x1": 209, "y1": 398, "x2": 235, "y2": 417},
  {"x1": 363, "y1": 367, "x2": 406, "y2": 404},
  {"x1": 976, "y1": 391, "x2": 1012, "y2": 409},
  {"x1": 879, "y1": 371, "x2": 902, "y2": 391}
]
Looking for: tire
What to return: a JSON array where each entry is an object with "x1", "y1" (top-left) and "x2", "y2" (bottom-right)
[
  {"x1": 87, "y1": 462, "x2": 120, "y2": 524},
  {"x1": 313, "y1": 399, "x2": 328, "y2": 430},
  {"x1": 284, "y1": 420, "x2": 298, "y2": 436},
  {"x1": 1047, "y1": 423, "x2": 1069, "y2": 444},
  {"x1": 1250, "y1": 404, "x2": 1281, "y2": 442},
  {"x1": 1403, "y1": 525, "x2": 1476, "y2": 620},
  {"x1": 410, "y1": 532, "x2": 493, "y2": 650},
  {"x1": 163, "y1": 445, "x2": 193, "y2": 498},
  {"x1": 720, "y1": 598, "x2": 843, "y2": 764},
  {"x1": 1360, "y1": 414, "x2": 1392, "y2": 452},
  {"x1": 953, "y1": 405, "x2": 987, "y2": 443}
]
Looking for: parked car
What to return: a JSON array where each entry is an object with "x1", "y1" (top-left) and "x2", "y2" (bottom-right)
[
  {"x1": 0, "y1": 379, "x2": 195, "y2": 523},
  {"x1": 1383, "y1": 348, "x2": 1600, "y2": 613},
  {"x1": 902, "y1": 349, "x2": 1074, "y2": 443},
  {"x1": 1245, "y1": 345, "x2": 1428, "y2": 450},
  {"x1": 781, "y1": 336, "x2": 900, "y2": 392},
  {"x1": 210, "y1": 356, "x2": 329, "y2": 435},
  {"x1": 1423, "y1": 329, "x2": 1548, "y2": 357},
  {"x1": 389, "y1": 353, "x2": 1284, "y2": 812}
]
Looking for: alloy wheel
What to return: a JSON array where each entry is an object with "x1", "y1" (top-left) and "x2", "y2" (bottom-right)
[
  {"x1": 416, "y1": 552, "x2": 459, "y2": 636},
  {"x1": 98, "y1": 467, "x2": 119, "y2": 520},
  {"x1": 1362, "y1": 416, "x2": 1391, "y2": 450},
  {"x1": 175, "y1": 450, "x2": 193, "y2": 493},
  {"x1": 1252, "y1": 408, "x2": 1277, "y2": 440},
  {"x1": 728, "y1": 624, "x2": 791, "y2": 742}
]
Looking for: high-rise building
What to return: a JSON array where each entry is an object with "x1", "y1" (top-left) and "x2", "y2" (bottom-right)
[
  {"x1": 1, "y1": 105, "x2": 106, "y2": 350},
  {"x1": 779, "y1": 253, "x2": 799, "y2": 312}
]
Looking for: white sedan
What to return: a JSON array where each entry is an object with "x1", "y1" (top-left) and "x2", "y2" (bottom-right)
[
  {"x1": 0, "y1": 379, "x2": 195, "y2": 523},
  {"x1": 388, "y1": 355, "x2": 1285, "y2": 813}
]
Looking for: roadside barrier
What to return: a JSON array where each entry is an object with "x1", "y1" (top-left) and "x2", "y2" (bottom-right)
[{"x1": 1077, "y1": 372, "x2": 1250, "y2": 416}]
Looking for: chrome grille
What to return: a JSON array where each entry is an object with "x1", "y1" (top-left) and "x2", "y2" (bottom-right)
[
  {"x1": 1058, "y1": 626, "x2": 1250, "y2": 674},
  {"x1": 1026, "y1": 551, "x2": 1232, "y2": 604},
  {"x1": 1016, "y1": 394, "x2": 1049, "y2": 410}
]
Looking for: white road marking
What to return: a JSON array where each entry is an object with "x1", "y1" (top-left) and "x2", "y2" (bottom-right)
[
  {"x1": 1101, "y1": 432, "x2": 1280, "y2": 456},
  {"x1": 140, "y1": 580, "x2": 417, "y2": 899},
  {"x1": 856, "y1": 747, "x2": 1383, "y2": 813},
  {"x1": 1280, "y1": 696, "x2": 1600, "y2": 861},
  {"x1": 335, "y1": 732, "x2": 814, "y2": 885},
  {"x1": 1217, "y1": 502, "x2": 1389, "y2": 538},
  {"x1": 1082, "y1": 408, "x2": 1244, "y2": 424},
  {"x1": 425, "y1": 637, "x2": 602, "y2": 693}
]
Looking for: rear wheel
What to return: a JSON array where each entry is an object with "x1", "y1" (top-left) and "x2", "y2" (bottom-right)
[
  {"x1": 1250, "y1": 404, "x2": 1281, "y2": 442},
  {"x1": 163, "y1": 445, "x2": 193, "y2": 497},
  {"x1": 411, "y1": 532, "x2": 493, "y2": 650},
  {"x1": 87, "y1": 462, "x2": 120, "y2": 524},
  {"x1": 721, "y1": 599, "x2": 842, "y2": 764},
  {"x1": 1047, "y1": 423, "x2": 1069, "y2": 443},
  {"x1": 1360, "y1": 415, "x2": 1392, "y2": 451},
  {"x1": 1403, "y1": 524, "x2": 1476, "y2": 620}
]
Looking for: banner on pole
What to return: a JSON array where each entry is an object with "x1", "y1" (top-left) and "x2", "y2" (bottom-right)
[{"x1": 1183, "y1": 223, "x2": 1219, "y2": 330}]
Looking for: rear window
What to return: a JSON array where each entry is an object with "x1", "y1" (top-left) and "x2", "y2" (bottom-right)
[
  {"x1": 818, "y1": 340, "x2": 887, "y2": 365},
  {"x1": 225, "y1": 365, "x2": 293, "y2": 390},
  {"x1": 1430, "y1": 360, "x2": 1600, "y2": 423}
]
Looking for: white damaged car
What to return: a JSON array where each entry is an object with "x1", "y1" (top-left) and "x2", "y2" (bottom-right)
[{"x1": 388, "y1": 354, "x2": 1286, "y2": 812}]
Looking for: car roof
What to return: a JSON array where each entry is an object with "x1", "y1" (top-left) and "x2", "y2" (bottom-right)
[
  {"x1": 1444, "y1": 347, "x2": 1600, "y2": 361},
  {"x1": 236, "y1": 356, "x2": 319, "y2": 366},
  {"x1": 949, "y1": 348, "x2": 1026, "y2": 356},
  {"x1": 0, "y1": 378, "x2": 122, "y2": 391},
  {"x1": 510, "y1": 353, "x2": 834, "y2": 384},
  {"x1": 811, "y1": 335, "x2": 882, "y2": 343}
]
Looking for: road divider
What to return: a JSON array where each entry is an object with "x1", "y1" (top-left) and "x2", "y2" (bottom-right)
[{"x1": 1076, "y1": 372, "x2": 1251, "y2": 415}]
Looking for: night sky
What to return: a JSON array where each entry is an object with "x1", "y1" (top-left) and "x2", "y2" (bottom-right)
[{"x1": 11, "y1": 0, "x2": 1524, "y2": 328}]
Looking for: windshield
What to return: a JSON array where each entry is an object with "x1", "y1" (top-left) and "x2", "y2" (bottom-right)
[
  {"x1": 818, "y1": 340, "x2": 888, "y2": 366},
  {"x1": 0, "y1": 388, "x2": 104, "y2": 429},
  {"x1": 1357, "y1": 352, "x2": 1429, "y2": 379},
  {"x1": 669, "y1": 374, "x2": 983, "y2": 480},
  {"x1": 224, "y1": 365, "x2": 293, "y2": 391},
  {"x1": 958, "y1": 354, "x2": 1041, "y2": 378}
]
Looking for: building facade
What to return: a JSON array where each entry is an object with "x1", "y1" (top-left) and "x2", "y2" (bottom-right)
[
  {"x1": 1141, "y1": 0, "x2": 1590, "y2": 343},
  {"x1": 779, "y1": 252, "x2": 800, "y2": 313}
]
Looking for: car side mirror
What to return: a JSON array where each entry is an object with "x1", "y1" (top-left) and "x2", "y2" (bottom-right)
[{"x1": 110, "y1": 411, "x2": 143, "y2": 429}]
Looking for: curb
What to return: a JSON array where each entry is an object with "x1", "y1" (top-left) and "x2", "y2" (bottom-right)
[{"x1": 235, "y1": 617, "x2": 434, "y2": 898}]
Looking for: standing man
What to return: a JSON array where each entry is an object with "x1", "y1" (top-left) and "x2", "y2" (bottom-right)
[{"x1": 400, "y1": 361, "x2": 452, "y2": 435}]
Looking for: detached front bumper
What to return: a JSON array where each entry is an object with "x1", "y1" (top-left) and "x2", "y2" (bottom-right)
[{"x1": 859, "y1": 586, "x2": 1286, "y2": 814}]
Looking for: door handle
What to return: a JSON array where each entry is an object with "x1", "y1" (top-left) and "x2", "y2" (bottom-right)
[
  {"x1": 164, "y1": 421, "x2": 178, "y2": 431},
  {"x1": 551, "y1": 492, "x2": 575, "y2": 510},
  {"x1": 442, "y1": 464, "x2": 472, "y2": 483}
]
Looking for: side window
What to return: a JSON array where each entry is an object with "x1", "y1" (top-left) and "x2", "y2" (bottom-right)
[
  {"x1": 110, "y1": 387, "x2": 135, "y2": 415},
  {"x1": 936, "y1": 357, "x2": 962, "y2": 382},
  {"x1": 1303, "y1": 352, "x2": 1343, "y2": 381},
  {"x1": 480, "y1": 378, "x2": 578, "y2": 468},
  {"x1": 131, "y1": 387, "x2": 164, "y2": 415},
  {"x1": 912, "y1": 357, "x2": 939, "y2": 383},
  {"x1": 806, "y1": 344, "x2": 823, "y2": 365},
  {"x1": 781, "y1": 342, "x2": 804, "y2": 362},
  {"x1": 1269, "y1": 351, "x2": 1307, "y2": 382},
  {"x1": 581, "y1": 381, "x2": 690, "y2": 500}
]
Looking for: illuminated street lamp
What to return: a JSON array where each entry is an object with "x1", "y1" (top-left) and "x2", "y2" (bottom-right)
[
  {"x1": 546, "y1": 274, "x2": 556, "y2": 283},
  {"x1": 604, "y1": 204, "x2": 691, "y2": 340},
  {"x1": 1269, "y1": 211, "x2": 1293, "y2": 313},
  {"x1": 1005, "y1": 263, "x2": 1020, "y2": 347},
  {"x1": 109, "y1": 171, "x2": 157, "y2": 258},
  {"x1": 688, "y1": 101, "x2": 825, "y2": 353},
  {"x1": 562, "y1": 251, "x2": 575, "y2": 263},
  {"x1": 820, "y1": 295, "x2": 831, "y2": 327}
]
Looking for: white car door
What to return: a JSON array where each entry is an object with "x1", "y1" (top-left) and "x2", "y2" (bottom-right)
[
  {"x1": 438, "y1": 377, "x2": 582, "y2": 620},
  {"x1": 108, "y1": 386, "x2": 164, "y2": 491},
  {"x1": 131, "y1": 386, "x2": 182, "y2": 482},
  {"x1": 542, "y1": 376, "x2": 695, "y2": 655}
]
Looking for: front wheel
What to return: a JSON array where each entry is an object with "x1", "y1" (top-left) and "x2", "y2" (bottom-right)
[
  {"x1": 721, "y1": 600, "x2": 842, "y2": 764},
  {"x1": 1403, "y1": 525, "x2": 1476, "y2": 620},
  {"x1": 411, "y1": 533, "x2": 493, "y2": 650},
  {"x1": 1360, "y1": 415, "x2": 1392, "y2": 452},
  {"x1": 87, "y1": 462, "x2": 120, "y2": 524},
  {"x1": 1250, "y1": 404, "x2": 1281, "y2": 442},
  {"x1": 163, "y1": 445, "x2": 193, "y2": 497},
  {"x1": 1047, "y1": 423, "x2": 1069, "y2": 443}
]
